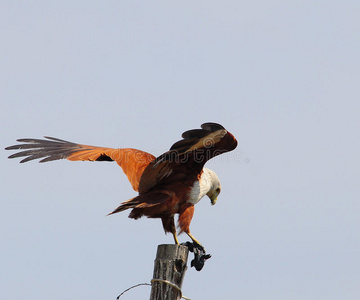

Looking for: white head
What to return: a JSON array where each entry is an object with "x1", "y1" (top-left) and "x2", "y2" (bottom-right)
[{"x1": 201, "y1": 168, "x2": 221, "y2": 205}]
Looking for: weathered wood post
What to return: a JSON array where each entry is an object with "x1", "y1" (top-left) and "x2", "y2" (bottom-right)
[{"x1": 150, "y1": 244, "x2": 189, "y2": 300}]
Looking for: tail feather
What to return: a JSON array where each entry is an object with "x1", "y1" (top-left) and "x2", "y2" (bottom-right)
[
  {"x1": 107, "y1": 197, "x2": 140, "y2": 215},
  {"x1": 108, "y1": 192, "x2": 171, "y2": 217}
]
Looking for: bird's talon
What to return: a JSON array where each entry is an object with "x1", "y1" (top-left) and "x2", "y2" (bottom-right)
[{"x1": 194, "y1": 242, "x2": 205, "y2": 252}]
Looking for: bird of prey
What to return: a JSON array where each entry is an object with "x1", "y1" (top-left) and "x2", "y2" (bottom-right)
[{"x1": 6, "y1": 122, "x2": 237, "y2": 247}]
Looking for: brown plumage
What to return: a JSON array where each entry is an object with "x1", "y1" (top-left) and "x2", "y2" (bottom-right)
[{"x1": 6, "y1": 122, "x2": 237, "y2": 245}]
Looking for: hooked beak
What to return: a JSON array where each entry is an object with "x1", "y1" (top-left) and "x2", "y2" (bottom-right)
[{"x1": 210, "y1": 196, "x2": 217, "y2": 205}]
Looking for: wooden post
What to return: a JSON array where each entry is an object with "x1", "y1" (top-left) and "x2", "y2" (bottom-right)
[{"x1": 150, "y1": 244, "x2": 189, "y2": 300}]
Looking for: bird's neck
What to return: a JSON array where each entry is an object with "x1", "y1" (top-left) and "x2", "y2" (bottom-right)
[{"x1": 188, "y1": 169, "x2": 213, "y2": 205}]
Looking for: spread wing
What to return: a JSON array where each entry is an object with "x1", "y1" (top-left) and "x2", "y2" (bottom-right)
[
  {"x1": 5, "y1": 137, "x2": 155, "y2": 191},
  {"x1": 138, "y1": 122, "x2": 238, "y2": 193}
]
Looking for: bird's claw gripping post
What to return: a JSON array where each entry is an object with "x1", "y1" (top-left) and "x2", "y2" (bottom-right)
[{"x1": 182, "y1": 241, "x2": 211, "y2": 271}]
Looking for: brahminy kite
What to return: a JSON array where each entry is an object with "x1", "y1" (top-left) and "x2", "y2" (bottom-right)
[{"x1": 6, "y1": 122, "x2": 237, "y2": 247}]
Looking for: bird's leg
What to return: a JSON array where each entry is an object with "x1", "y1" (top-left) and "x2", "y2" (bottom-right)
[
  {"x1": 161, "y1": 216, "x2": 179, "y2": 245},
  {"x1": 170, "y1": 219, "x2": 179, "y2": 245},
  {"x1": 172, "y1": 231, "x2": 180, "y2": 245},
  {"x1": 178, "y1": 204, "x2": 211, "y2": 270},
  {"x1": 178, "y1": 204, "x2": 205, "y2": 250}
]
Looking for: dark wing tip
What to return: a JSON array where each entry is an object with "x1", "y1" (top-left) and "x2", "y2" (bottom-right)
[
  {"x1": 5, "y1": 145, "x2": 17, "y2": 151},
  {"x1": 5, "y1": 136, "x2": 78, "y2": 163},
  {"x1": 43, "y1": 136, "x2": 73, "y2": 143},
  {"x1": 200, "y1": 122, "x2": 225, "y2": 132},
  {"x1": 169, "y1": 122, "x2": 230, "y2": 153},
  {"x1": 181, "y1": 129, "x2": 210, "y2": 139}
]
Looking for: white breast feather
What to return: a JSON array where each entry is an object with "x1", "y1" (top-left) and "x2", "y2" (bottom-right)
[{"x1": 188, "y1": 168, "x2": 213, "y2": 205}]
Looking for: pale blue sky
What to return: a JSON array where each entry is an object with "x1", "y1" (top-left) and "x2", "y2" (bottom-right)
[{"x1": 1, "y1": 1, "x2": 359, "y2": 299}]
